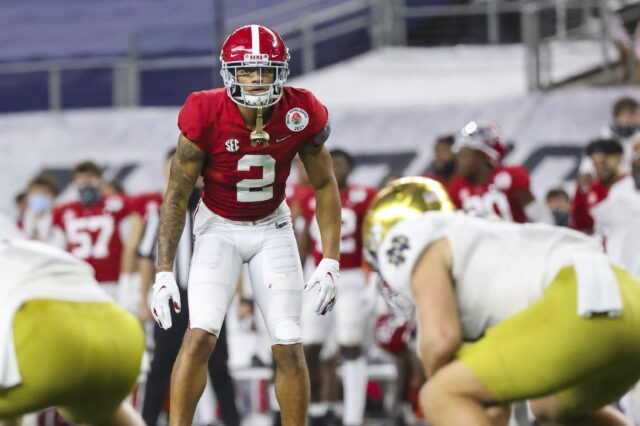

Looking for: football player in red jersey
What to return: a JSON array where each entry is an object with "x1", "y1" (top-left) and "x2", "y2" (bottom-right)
[
  {"x1": 286, "y1": 156, "x2": 314, "y2": 245},
  {"x1": 52, "y1": 161, "x2": 142, "y2": 306},
  {"x1": 571, "y1": 138, "x2": 625, "y2": 234},
  {"x1": 447, "y1": 120, "x2": 551, "y2": 223},
  {"x1": 300, "y1": 149, "x2": 377, "y2": 426},
  {"x1": 151, "y1": 25, "x2": 341, "y2": 426}
]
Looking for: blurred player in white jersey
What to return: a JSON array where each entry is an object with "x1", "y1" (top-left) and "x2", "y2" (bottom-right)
[
  {"x1": 363, "y1": 177, "x2": 640, "y2": 426},
  {"x1": 0, "y1": 216, "x2": 144, "y2": 425},
  {"x1": 590, "y1": 141, "x2": 640, "y2": 277},
  {"x1": 300, "y1": 149, "x2": 377, "y2": 426},
  {"x1": 447, "y1": 120, "x2": 551, "y2": 223},
  {"x1": 590, "y1": 141, "x2": 640, "y2": 426}
]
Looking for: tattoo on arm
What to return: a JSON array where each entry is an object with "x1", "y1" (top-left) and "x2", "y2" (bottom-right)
[
  {"x1": 157, "y1": 136, "x2": 204, "y2": 271},
  {"x1": 312, "y1": 120, "x2": 331, "y2": 146}
]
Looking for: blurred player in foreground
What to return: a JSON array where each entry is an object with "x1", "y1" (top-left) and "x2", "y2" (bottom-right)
[
  {"x1": 0, "y1": 216, "x2": 144, "y2": 425},
  {"x1": 363, "y1": 177, "x2": 640, "y2": 426}
]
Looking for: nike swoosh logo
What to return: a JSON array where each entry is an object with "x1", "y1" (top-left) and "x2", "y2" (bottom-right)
[
  {"x1": 275, "y1": 221, "x2": 288, "y2": 229},
  {"x1": 275, "y1": 135, "x2": 292, "y2": 143}
]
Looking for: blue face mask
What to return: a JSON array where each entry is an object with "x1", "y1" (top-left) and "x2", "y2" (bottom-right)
[
  {"x1": 28, "y1": 194, "x2": 51, "y2": 214},
  {"x1": 552, "y1": 209, "x2": 570, "y2": 227}
]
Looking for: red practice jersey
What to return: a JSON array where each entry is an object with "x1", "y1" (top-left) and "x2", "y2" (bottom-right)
[
  {"x1": 52, "y1": 195, "x2": 138, "y2": 282},
  {"x1": 447, "y1": 165, "x2": 531, "y2": 223},
  {"x1": 302, "y1": 185, "x2": 377, "y2": 269},
  {"x1": 178, "y1": 87, "x2": 328, "y2": 221},
  {"x1": 571, "y1": 180, "x2": 613, "y2": 234}
]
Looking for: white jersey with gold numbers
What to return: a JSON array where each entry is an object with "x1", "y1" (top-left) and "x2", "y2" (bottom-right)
[{"x1": 378, "y1": 212, "x2": 604, "y2": 340}]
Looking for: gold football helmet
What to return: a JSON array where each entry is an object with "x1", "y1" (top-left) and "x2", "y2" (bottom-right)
[{"x1": 362, "y1": 176, "x2": 455, "y2": 271}]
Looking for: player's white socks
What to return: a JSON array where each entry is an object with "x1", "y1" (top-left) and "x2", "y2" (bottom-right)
[
  {"x1": 269, "y1": 383, "x2": 280, "y2": 411},
  {"x1": 309, "y1": 402, "x2": 329, "y2": 417},
  {"x1": 329, "y1": 401, "x2": 343, "y2": 417},
  {"x1": 342, "y1": 357, "x2": 367, "y2": 426}
]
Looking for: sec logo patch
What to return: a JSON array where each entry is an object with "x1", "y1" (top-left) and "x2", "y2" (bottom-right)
[
  {"x1": 225, "y1": 139, "x2": 240, "y2": 152},
  {"x1": 285, "y1": 108, "x2": 309, "y2": 132}
]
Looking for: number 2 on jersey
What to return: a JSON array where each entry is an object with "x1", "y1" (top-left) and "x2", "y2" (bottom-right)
[
  {"x1": 237, "y1": 154, "x2": 276, "y2": 202},
  {"x1": 311, "y1": 208, "x2": 357, "y2": 254}
]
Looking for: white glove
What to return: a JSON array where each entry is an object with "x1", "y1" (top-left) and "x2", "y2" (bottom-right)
[
  {"x1": 151, "y1": 271, "x2": 182, "y2": 330},
  {"x1": 305, "y1": 258, "x2": 340, "y2": 315}
]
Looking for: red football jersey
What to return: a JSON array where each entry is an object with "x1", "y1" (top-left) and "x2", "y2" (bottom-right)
[
  {"x1": 286, "y1": 182, "x2": 313, "y2": 208},
  {"x1": 52, "y1": 195, "x2": 138, "y2": 282},
  {"x1": 130, "y1": 191, "x2": 163, "y2": 219},
  {"x1": 302, "y1": 185, "x2": 377, "y2": 269},
  {"x1": 570, "y1": 180, "x2": 612, "y2": 234},
  {"x1": 178, "y1": 87, "x2": 328, "y2": 221},
  {"x1": 447, "y1": 165, "x2": 531, "y2": 223}
]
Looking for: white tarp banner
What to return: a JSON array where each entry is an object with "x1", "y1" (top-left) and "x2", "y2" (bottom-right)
[{"x1": 1, "y1": 86, "x2": 639, "y2": 216}]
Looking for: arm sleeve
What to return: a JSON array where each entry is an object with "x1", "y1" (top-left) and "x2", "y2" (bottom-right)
[
  {"x1": 306, "y1": 93, "x2": 329, "y2": 147},
  {"x1": 178, "y1": 92, "x2": 210, "y2": 151}
]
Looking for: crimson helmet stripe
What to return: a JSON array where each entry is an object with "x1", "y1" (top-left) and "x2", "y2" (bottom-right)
[
  {"x1": 251, "y1": 25, "x2": 260, "y2": 55},
  {"x1": 220, "y1": 25, "x2": 289, "y2": 108}
]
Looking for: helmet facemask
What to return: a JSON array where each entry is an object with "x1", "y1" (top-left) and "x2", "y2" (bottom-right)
[{"x1": 220, "y1": 57, "x2": 289, "y2": 108}]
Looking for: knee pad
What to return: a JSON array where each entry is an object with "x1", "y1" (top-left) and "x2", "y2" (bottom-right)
[
  {"x1": 188, "y1": 322, "x2": 221, "y2": 338},
  {"x1": 265, "y1": 272, "x2": 303, "y2": 345},
  {"x1": 272, "y1": 319, "x2": 301, "y2": 345}
]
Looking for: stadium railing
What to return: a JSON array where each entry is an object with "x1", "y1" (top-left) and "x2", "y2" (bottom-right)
[{"x1": 0, "y1": 0, "x2": 632, "y2": 112}]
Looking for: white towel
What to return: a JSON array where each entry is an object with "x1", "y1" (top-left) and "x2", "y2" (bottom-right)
[{"x1": 573, "y1": 253, "x2": 623, "y2": 318}]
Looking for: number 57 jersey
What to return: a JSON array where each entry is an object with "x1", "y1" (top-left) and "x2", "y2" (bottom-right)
[
  {"x1": 178, "y1": 87, "x2": 328, "y2": 222},
  {"x1": 52, "y1": 195, "x2": 138, "y2": 283}
]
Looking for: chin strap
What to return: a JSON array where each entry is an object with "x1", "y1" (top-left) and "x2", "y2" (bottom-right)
[{"x1": 250, "y1": 106, "x2": 270, "y2": 146}]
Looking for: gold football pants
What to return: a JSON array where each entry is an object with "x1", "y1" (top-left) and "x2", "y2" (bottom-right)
[
  {"x1": 458, "y1": 266, "x2": 640, "y2": 413},
  {"x1": 0, "y1": 300, "x2": 144, "y2": 423}
]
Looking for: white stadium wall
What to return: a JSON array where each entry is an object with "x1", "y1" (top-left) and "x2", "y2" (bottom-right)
[{"x1": 1, "y1": 86, "x2": 639, "y2": 216}]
